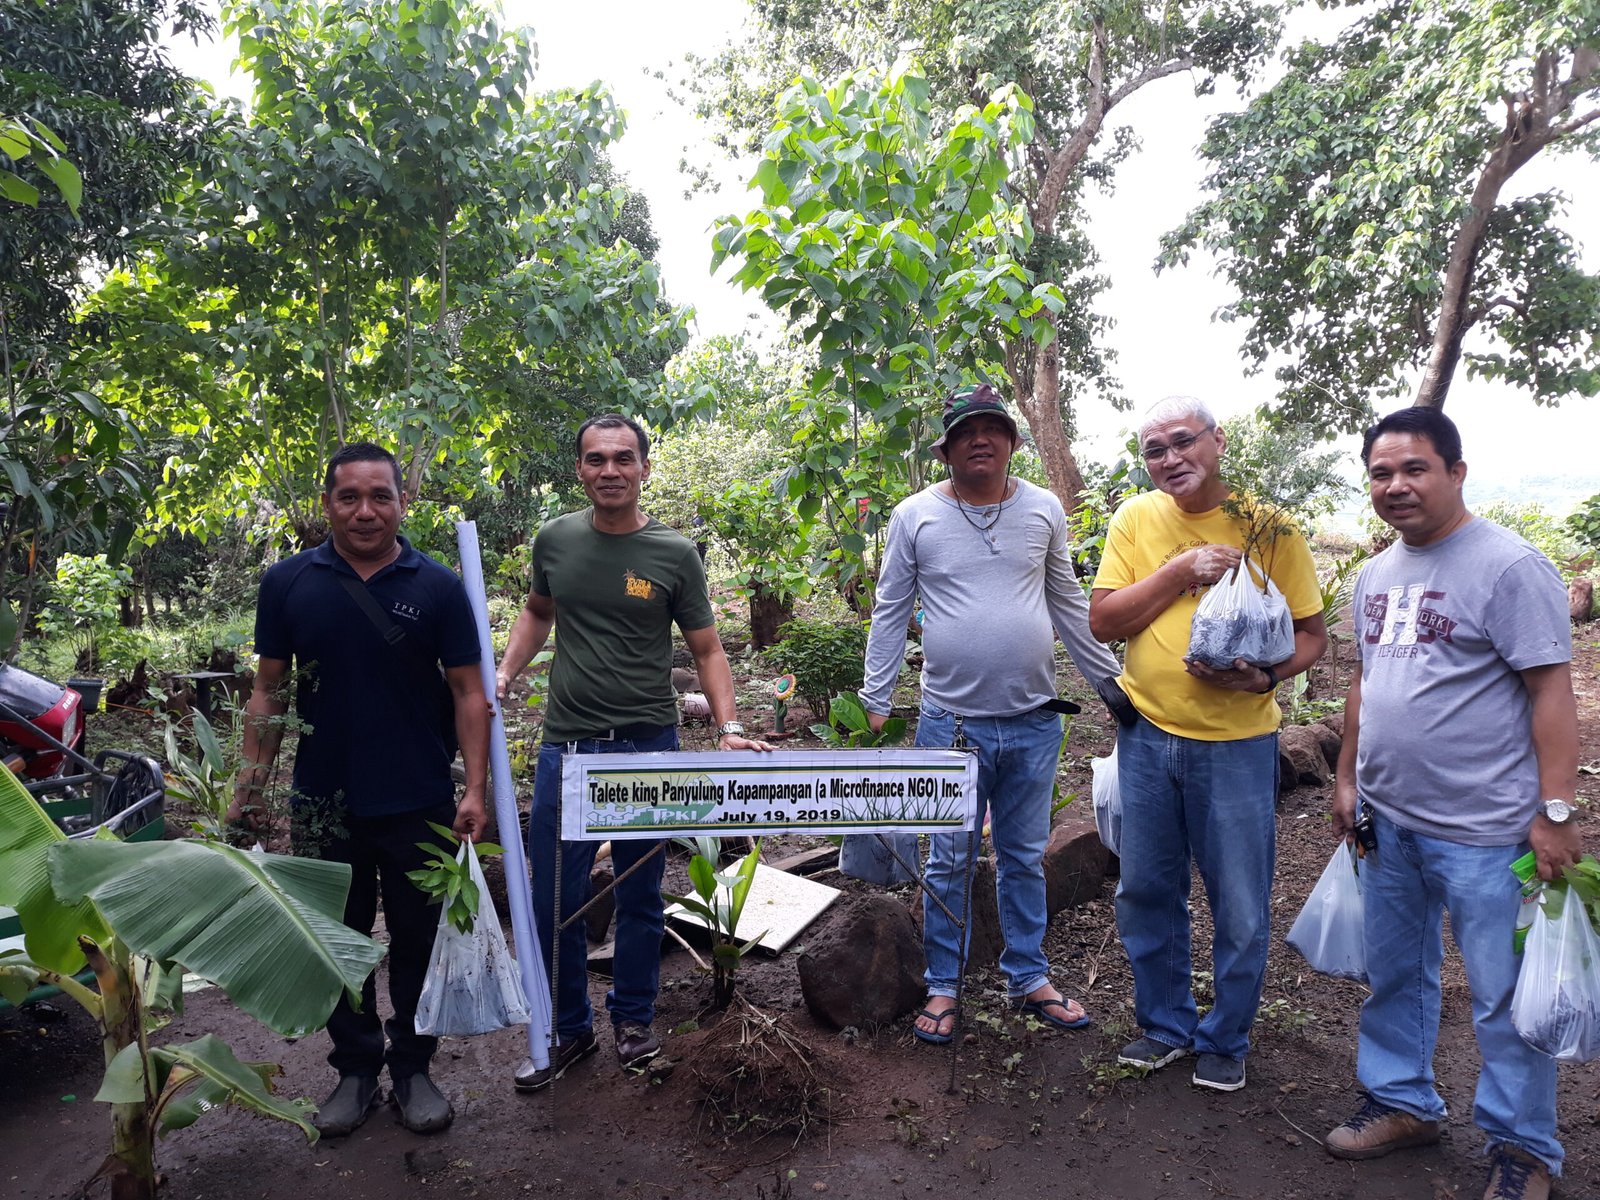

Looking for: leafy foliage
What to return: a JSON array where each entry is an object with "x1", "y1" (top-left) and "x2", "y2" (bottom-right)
[
  {"x1": 1218, "y1": 411, "x2": 1351, "y2": 565},
  {"x1": 809, "y1": 692, "x2": 908, "y2": 748},
  {"x1": 1166, "y1": 0, "x2": 1600, "y2": 427},
  {"x1": 407, "y1": 823, "x2": 504, "y2": 934},
  {"x1": 1478, "y1": 500, "x2": 1581, "y2": 577},
  {"x1": 663, "y1": 836, "x2": 764, "y2": 1009},
  {"x1": 1567, "y1": 493, "x2": 1600, "y2": 556},
  {"x1": 763, "y1": 618, "x2": 870, "y2": 719}
]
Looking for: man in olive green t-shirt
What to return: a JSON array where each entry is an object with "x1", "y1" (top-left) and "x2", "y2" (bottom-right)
[{"x1": 496, "y1": 413, "x2": 770, "y2": 1092}]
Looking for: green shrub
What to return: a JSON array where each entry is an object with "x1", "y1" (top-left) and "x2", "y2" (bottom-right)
[
  {"x1": 1478, "y1": 501, "x2": 1580, "y2": 578},
  {"x1": 763, "y1": 618, "x2": 868, "y2": 717},
  {"x1": 1567, "y1": 494, "x2": 1600, "y2": 558}
]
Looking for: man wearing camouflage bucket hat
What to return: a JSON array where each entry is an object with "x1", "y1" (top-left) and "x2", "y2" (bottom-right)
[{"x1": 859, "y1": 382, "x2": 1130, "y2": 1045}]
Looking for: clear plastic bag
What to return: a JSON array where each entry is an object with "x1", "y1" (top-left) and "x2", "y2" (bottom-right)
[
  {"x1": 839, "y1": 832, "x2": 918, "y2": 885},
  {"x1": 1512, "y1": 886, "x2": 1600, "y2": 1063},
  {"x1": 415, "y1": 841, "x2": 532, "y2": 1037},
  {"x1": 1091, "y1": 746, "x2": 1120, "y2": 856},
  {"x1": 1286, "y1": 841, "x2": 1366, "y2": 982},
  {"x1": 1186, "y1": 557, "x2": 1295, "y2": 669}
]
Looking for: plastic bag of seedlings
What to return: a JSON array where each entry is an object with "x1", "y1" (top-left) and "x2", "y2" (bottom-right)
[
  {"x1": 415, "y1": 841, "x2": 531, "y2": 1037},
  {"x1": 1186, "y1": 557, "x2": 1295, "y2": 670},
  {"x1": 1512, "y1": 884, "x2": 1600, "y2": 1063},
  {"x1": 839, "y1": 832, "x2": 918, "y2": 885},
  {"x1": 1286, "y1": 841, "x2": 1366, "y2": 982},
  {"x1": 1091, "y1": 746, "x2": 1121, "y2": 856}
]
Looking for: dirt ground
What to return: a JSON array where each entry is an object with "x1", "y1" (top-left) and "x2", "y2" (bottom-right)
[{"x1": 3, "y1": 634, "x2": 1599, "y2": 1200}]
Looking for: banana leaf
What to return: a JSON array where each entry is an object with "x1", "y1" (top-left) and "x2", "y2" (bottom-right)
[
  {"x1": 98, "y1": 1033, "x2": 317, "y2": 1140},
  {"x1": 51, "y1": 839, "x2": 384, "y2": 1038},
  {"x1": 0, "y1": 762, "x2": 112, "y2": 974}
]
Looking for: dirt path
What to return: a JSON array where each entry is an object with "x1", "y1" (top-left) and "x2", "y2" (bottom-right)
[{"x1": 3, "y1": 638, "x2": 1598, "y2": 1200}]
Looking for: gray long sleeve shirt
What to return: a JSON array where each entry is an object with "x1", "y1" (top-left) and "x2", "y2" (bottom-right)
[{"x1": 861, "y1": 479, "x2": 1121, "y2": 718}]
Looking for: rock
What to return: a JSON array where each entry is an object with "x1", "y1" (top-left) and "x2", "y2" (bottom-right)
[
  {"x1": 1571, "y1": 578, "x2": 1594, "y2": 624},
  {"x1": 798, "y1": 894, "x2": 925, "y2": 1029},
  {"x1": 908, "y1": 856, "x2": 1003, "y2": 970},
  {"x1": 1277, "y1": 746, "x2": 1298, "y2": 797},
  {"x1": 1305, "y1": 721, "x2": 1342, "y2": 773},
  {"x1": 1042, "y1": 819, "x2": 1109, "y2": 914},
  {"x1": 1279, "y1": 725, "x2": 1331, "y2": 788},
  {"x1": 1322, "y1": 711, "x2": 1345, "y2": 740},
  {"x1": 670, "y1": 666, "x2": 699, "y2": 692},
  {"x1": 587, "y1": 866, "x2": 615, "y2": 943}
]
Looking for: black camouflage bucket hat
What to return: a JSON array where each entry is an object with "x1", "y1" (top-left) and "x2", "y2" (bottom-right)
[{"x1": 931, "y1": 383, "x2": 1020, "y2": 459}]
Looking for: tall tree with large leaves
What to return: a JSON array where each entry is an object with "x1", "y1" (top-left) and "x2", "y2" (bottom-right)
[
  {"x1": 0, "y1": 0, "x2": 209, "y2": 652},
  {"x1": 696, "y1": 0, "x2": 1281, "y2": 509},
  {"x1": 95, "y1": 0, "x2": 688, "y2": 545},
  {"x1": 1165, "y1": 0, "x2": 1600, "y2": 428}
]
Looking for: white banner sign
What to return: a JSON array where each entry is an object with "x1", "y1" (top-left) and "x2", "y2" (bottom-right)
[{"x1": 559, "y1": 749, "x2": 978, "y2": 841}]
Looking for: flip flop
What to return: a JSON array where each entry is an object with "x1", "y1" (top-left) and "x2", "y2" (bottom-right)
[
  {"x1": 1015, "y1": 996, "x2": 1092, "y2": 1031},
  {"x1": 911, "y1": 1006, "x2": 960, "y2": 1045}
]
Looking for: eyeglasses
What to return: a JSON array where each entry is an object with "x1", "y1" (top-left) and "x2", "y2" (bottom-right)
[{"x1": 1140, "y1": 428, "x2": 1212, "y2": 463}]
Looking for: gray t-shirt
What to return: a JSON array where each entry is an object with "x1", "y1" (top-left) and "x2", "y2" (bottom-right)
[
  {"x1": 1353, "y1": 516, "x2": 1570, "y2": 846},
  {"x1": 861, "y1": 479, "x2": 1120, "y2": 718}
]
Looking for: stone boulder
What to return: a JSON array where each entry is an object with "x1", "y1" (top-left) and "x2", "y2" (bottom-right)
[
  {"x1": 1572, "y1": 578, "x2": 1594, "y2": 624},
  {"x1": 1280, "y1": 725, "x2": 1332, "y2": 788},
  {"x1": 1305, "y1": 721, "x2": 1342, "y2": 773},
  {"x1": 1043, "y1": 819, "x2": 1110, "y2": 914},
  {"x1": 797, "y1": 893, "x2": 926, "y2": 1029}
]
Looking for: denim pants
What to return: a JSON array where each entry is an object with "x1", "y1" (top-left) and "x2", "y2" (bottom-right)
[
  {"x1": 1358, "y1": 810, "x2": 1562, "y2": 1174},
  {"x1": 916, "y1": 700, "x2": 1062, "y2": 999},
  {"x1": 1114, "y1": 714, "x2": 1278, "y2": 1060},
  {"x1": 529, "y1": 727, "x2": 677, "y2": 1040}
]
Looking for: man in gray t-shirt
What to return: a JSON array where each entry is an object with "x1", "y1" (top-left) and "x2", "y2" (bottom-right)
[
  {"x1": 1324, "y1": 407, "x2": 1581, "y2": 1200},
  {"x1": 859, "y1": 383, "x2": 1125, "y2": 1045}
]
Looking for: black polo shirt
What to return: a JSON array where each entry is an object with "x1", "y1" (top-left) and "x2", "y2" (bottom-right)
[{"x1": 253, "y1": 536, "x2": 479, "y2": 818}]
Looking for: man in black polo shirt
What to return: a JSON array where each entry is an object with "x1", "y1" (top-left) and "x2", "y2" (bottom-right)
[
  {"x1": 228, "y1": 442, "x2": 489, "y2": 1137},
  {"x1": 496, "y1": 413, "x2": 770, "y2": 1091}
]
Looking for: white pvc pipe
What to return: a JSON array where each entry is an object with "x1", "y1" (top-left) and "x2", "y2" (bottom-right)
[{"x1": 456, "y1": 520, "x2": 551, "y2": 1068}]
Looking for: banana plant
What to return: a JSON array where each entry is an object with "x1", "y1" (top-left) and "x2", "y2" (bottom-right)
[
  {"x1": 0, "y1": 766, "x2": 384, "y2": 1200},
  {"x1": 663, "y1": 836, "x2": 764, "y2": 1009}
]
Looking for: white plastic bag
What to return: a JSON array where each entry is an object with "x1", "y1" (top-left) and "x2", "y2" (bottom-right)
[
  {"x1": 1286, "y1": 841, "x2": 1366, "y2": 982},
  {"x1": 1091, "y1": 747, "x2": 1120, "y2": 856},
  {"x1": 1186, "y1": 558, "x2": 1295, "y2": 669},
  {"x1": 1512, "y1": 887, "x2": 1600, "y2": 1063},
  {"x1": 415, "y1": 842, "x2": 532, "y2": 1037}
]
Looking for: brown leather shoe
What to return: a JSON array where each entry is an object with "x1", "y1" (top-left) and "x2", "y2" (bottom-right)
[
  {"x1": 1325, "y1": 1096, "x2": 1441, "y2": 1160},
  {"x1": 614, "y1": 1020, "x2": 661, "y2": 1072},
  {"x1": 1483, "y1": 1143, "x2": 1551, "y2": 1200}
]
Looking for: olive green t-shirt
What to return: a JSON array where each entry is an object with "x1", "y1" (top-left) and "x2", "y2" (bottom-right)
[{"x1": 531, "y1": 510, "x2": 714, "y2": 740}]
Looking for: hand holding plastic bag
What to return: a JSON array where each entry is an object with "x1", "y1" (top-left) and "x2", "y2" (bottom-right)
[
  {"x1": 1091, "y1": 746, "x2": 1120, "y2": 856},
  {"x1": 415, "y1": 841, "x2": 532, "y2": 1037},
  {"x1": 1512, "y1": 885, "x2": 1600, "y2": 1063},
  {"x1": 1286, "y1": 841, "x2": 1366, "y2": 982},
  {"x1": 1186, "y1": 557, "x2": 1295, "y2": 669}
]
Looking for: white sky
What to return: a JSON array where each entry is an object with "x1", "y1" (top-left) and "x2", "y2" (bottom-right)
[{"x1": 166, "y1": 1, "x2": 1599, "y2": 507}]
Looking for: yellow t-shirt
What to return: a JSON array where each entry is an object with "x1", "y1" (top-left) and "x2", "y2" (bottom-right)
[{"x1": 1093, "y1": 491, "x2": 1322, "y2": 741}]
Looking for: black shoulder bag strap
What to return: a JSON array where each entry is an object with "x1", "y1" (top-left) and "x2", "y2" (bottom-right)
[{"x1": 335, "y1": 571, "x2": 459, "y2": 756}]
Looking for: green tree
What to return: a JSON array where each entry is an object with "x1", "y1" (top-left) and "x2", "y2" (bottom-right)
[
  {"x1": 1165, "y1": 0, "x2": 1600, "y2": 428},
  {"x1": 95, "y1": 0, "x2": 687, "y2": 545},
  {"x1": 712, "y1": 62, "x2": 1060, "y2": 591},
  {"x1": 695, "y1": 0, "x2": 1281, "y2": 509}
]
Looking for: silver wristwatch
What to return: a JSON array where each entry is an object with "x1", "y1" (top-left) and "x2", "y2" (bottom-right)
[
  {"x1": 716, "y1": 721, "x2": 745, "y2": 738},
  {"x1": 1542, "y1": 798, "x2": 1574, "y2": 824}
]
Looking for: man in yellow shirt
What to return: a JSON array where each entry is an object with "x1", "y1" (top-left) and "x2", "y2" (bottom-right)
[{"x1": 1089, "y1": 396, "x2": 1326, "y2": 1092}]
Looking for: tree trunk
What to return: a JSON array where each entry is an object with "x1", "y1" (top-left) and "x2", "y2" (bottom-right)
[
  {"x1": 748, "y1": 584, "x2": 793, "y2": 650},
  {"x1": 82, "y1": 939, "x2": 158, "y2": 1200},
  {"x1": 1015, "y1": 335, "x2": 1088, "y2": 513}
]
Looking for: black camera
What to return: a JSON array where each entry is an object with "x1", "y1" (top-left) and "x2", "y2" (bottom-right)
[{"x1": 1352, "y1": 810, "x2": 1378, "y2": 858}]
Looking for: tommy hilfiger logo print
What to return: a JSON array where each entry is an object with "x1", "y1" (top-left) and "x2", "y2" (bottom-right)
[
  {"x1": 1363, "y1": 583, "x2": 1457, "y2": 658},
  {"x1": 623, "y1": 570, "x2": 654, "y2": 600}
]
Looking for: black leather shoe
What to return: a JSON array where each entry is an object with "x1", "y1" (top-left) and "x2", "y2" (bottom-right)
[
  {"x1": 312, "y1": 1074, "x2": 381, "y2": 1137},
  {"x1": 615, "y1": 1021, "x2": 661, "y2": 1072},
  {"x1": 513, "y1": 1028, "x2": 598, "y2": 1092},
  {"x1": 390, "y1": 1072, "x2": 453, "y2": 1134}
]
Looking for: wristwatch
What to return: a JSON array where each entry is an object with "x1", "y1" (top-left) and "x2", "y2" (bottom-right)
[
  {"x1": 1542, "y1": 798, "x2": 1574, "y2": 824},
  {"x1": 716, "y1": 721, "x2": 745, "y2": 739}
]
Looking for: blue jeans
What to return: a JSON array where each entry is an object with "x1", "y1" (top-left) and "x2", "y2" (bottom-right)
[
  {"x1": 529, "y1": 727, "x2": 677, "y2": 1040},
  {"x1": 916, "y1": 701, "x2": 1062, "y2": 999},
  {"x1": 1114, "y1": 714, "x2": 1278, "y2": 1060},
  {"x1": 1358, "y1": 811, "x2": 1561, "y2": 1174}
]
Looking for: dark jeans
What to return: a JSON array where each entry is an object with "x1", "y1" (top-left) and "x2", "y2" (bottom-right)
[
  {"x1": 302, "y1": 802, "x2": 455, "y2": 1081},
  {"x1": 530, "y1": 727, "x2": 677, "y2": 1040}
]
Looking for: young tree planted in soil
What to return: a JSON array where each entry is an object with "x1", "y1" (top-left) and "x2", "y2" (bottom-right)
[
  {"x1": 1166, "y1": 0, "x2": 1600, "y2": 430},
  {"x1": 664, "y1": 837, "x2": 765, "y2": 1010},
  {"x1": 0, "y1": 767, "x2": 384, "y2": 1200}
]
